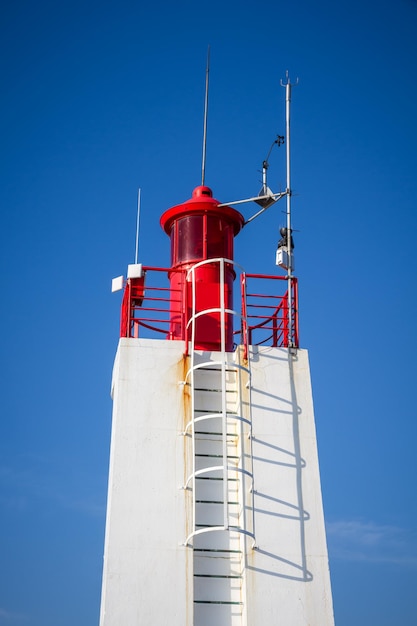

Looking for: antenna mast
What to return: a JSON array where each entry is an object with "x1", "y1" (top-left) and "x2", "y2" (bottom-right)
[
  {"x1": 280, "y1": 71, "x2": 298, "y2": 348},
  {"x1": 134, "y1": 188, "x2": 141, "y2": 264},
  {"x1": 201, "y1": 46, "x2": 210, "y2": 186}
]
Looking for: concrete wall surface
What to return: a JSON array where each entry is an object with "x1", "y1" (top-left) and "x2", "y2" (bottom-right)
[
  {"x1": 99, "y1": 338, "x2": 192, "y2": 626},
  {"x1": 99, "y1": 340, "x2": 334, "y2": 626},
  {"x1": 245, "y1": 346, "x2": 334, "y2": 625}
]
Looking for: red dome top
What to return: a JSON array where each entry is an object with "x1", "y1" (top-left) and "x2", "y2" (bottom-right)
[
  {"x1": 191, "y1": 185, "x2": 213, "y2": 199},
  {"x1": 160, "y1": 186, "x2": 244, "y2": 236}
]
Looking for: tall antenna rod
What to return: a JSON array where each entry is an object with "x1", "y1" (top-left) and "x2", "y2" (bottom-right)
[
  {"x1": 134, "y1": 188, "x2": 141, "y2": 264},
  {"x1": 201, "y1": 45, "x2": 210, "y2": 186},
  {"x1": 280, "y1": 71, "x2": 298, "y2": 348}
]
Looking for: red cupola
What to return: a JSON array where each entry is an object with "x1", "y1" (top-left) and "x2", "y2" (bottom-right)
[{"x1": 160, "y1": 186, "x2": 244, "y2": 351}]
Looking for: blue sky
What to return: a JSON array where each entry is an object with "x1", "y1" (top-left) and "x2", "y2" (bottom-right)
[{"x1": 1, "y1": 0, "x2": 416, "y2": 624}]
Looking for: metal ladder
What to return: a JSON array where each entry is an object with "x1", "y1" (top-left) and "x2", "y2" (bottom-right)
[{"x1": 182, "y1": 259, "x2": 255, "y2": 626}]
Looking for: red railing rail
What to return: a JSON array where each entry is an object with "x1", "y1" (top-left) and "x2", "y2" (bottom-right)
[{"x1": 119, "y1": 266, "x2": 298, "y2": 356}]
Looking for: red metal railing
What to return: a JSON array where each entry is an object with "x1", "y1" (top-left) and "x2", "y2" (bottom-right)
[
  {"x1": 119, "y1": 265, "x2": 298, "y2": 355},
  {"x1": 240, "y1": 273, "x2": 298, "y2": 360},
  {"x1": 120, "y1": 266, "x2": 186, "y2": 340}
]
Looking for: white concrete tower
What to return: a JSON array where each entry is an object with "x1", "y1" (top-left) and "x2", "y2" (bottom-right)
[{"x1": 99, "y1": 88, "x2": 334, "y2": 626}]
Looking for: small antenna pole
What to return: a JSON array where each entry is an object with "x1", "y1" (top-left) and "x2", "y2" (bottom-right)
[
  {"x1": 135, "y1": 188, "x2": 141, "y2": 264},
  {"x1": 201, "y1": 46, "x2": 210, "y2": 186},
  {"x1": 280, "y1": 71, "x2": 298, "y2": 348}
]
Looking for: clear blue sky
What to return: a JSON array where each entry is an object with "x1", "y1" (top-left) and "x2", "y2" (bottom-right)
[{"x1": 1, "y1": 0, "x2": 416, "y2": 624}]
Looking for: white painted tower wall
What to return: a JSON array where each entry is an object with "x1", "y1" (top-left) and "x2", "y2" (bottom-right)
[
  {"x1": 99, "y1": 339, "x2": 192, "y2": 625},
  {"x1": 99, "y1": 338, "x2": 334, "y2": 625}
]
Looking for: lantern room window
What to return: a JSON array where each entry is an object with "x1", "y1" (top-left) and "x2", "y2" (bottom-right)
[
  {"x1": 171, "y1": 213, "x2": 234, "y2": 266},
  {"x1": 206, "y1": 215, "x2": 233, "y2": 259}
]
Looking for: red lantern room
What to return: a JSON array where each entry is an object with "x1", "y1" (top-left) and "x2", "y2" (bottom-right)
[{"x1": 160, "y1": 185, "x2": 244, "y2": 352}]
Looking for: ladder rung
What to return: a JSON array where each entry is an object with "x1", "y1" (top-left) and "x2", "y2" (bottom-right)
[
  {"x1": 194, "y1": 410, "x2": 238, "y2": 415},
  {"x1": 195, "y1": 454, "x2": 239, "y2": 458},
  {"x1": 195, "y1": 431, "x2": 238, "y2": 436},
  {"x1": 196, "y1": 500, "x2": 239, "y2": 505},
  {"x1": 194, "y1": 601, "x2": 243, "y2": 605},
  {"x1": 196, "y1": 367, "x2": 238, "y2": 373},
  {"x1": 196, "y1": 523, "x2": 244, "y2": 528},
  {"x1": 194, "y1": 574, "x2": 242, "y2": 579},
  {"x1": 193, "y1": 549, "x2": 242, "y2": 553},
  {"x1": 193, "y1": 387, "x2": 237, "y2": 393},
  {"x1": 196, "y1": 476, "x2": 238, "y2": 481}
]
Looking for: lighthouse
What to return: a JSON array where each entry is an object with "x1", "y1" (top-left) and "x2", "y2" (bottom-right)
[{"x1": 99, "y1": 80, "x2": 334, "y2": 626}]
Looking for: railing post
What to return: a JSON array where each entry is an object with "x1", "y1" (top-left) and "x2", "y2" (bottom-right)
[
  {"x1": 272, "y1": 305, "x2": 278, "y2": 347},
  {"x1": 127, "y1": 280, "x2": 133, "y2": 338},
  {"x1": 283, "y1": 290, "x2": 289, "y2": 347},
  {"x1": 293, "y1": 277, "x2": 299, "y2": 348},
  {"x1": 120, "y1": 281, "x2": 129, "y2": 338},
  {"x1": 241, "y1": 273, "x2": 248, "y2": 361}
]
